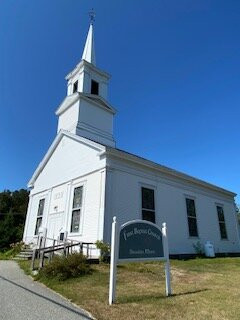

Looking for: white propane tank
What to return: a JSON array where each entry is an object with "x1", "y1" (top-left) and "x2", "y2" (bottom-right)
[{"x1": 204, "y1": 241, "x2": 215, "y2": 257}]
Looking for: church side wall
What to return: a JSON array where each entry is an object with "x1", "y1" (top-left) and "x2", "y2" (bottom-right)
[
  {"x1": 23, "y1": 136, "x2": 107, "y2": 249},
  {"x1": 104, "y1": 159, "x2": 240, "y2": 255}
]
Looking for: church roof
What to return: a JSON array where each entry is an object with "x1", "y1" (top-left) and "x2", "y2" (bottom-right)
[
  {"x1": 28, "y1": 131, "x2": 236, "y2": 197},
  {"x1": 103, "y1": 147, "x2": 237, "y2": 198}
]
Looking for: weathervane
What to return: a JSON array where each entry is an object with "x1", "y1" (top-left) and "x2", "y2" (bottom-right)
[{"x1": 89, "y1": 8, "x2": 96, "y2": 25}]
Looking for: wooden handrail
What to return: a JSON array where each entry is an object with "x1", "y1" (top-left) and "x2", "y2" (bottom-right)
[
  {"x1": 36, "y1": 241, "x2": 94, "y2": 253},
  {"x1": 31, "y1": 240, "x2": 96, "y2": 271}
]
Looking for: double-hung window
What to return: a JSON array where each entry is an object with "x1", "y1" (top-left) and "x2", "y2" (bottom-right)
[
  {"x1": 186, "y1": 198, "x2": 198, "y2": 237},
  {"x1": 141, "y1": 187, "x2": 155, "y2": 223},
  {"x1": 35, "y1": 199, "x2": 45, "y2": 235},
  {"x1": 217, "y1": 206, "x2": 228, "y2": 240},
  {"x1": 70, "y1": 186, "x2": 83, "y2": 233}
]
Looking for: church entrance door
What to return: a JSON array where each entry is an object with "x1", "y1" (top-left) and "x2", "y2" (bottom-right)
[{"x1": 47, "y1": 213, "x2": 63, "y2": 246}]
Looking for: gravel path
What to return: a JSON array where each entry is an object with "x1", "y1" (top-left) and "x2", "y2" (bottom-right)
[{"x1": 0, "y1": 260, "x2": 94, "y2": 320}]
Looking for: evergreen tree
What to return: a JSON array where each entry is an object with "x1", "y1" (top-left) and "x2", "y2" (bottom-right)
[{"x1": 0, "y1": 189, "x2": 29, "y2": 250}]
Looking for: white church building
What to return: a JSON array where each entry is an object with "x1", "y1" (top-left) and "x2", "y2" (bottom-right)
[{"x1": 23, "y1": 21, "x2": 240, "y2": 256}]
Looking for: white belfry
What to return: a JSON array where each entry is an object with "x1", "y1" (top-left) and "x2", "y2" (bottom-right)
[{"x1": 82, "y1": 23, "x2": 96, "y2": 66}]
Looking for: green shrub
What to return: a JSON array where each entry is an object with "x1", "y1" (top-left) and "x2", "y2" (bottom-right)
[
  {"x1": 95, "y1": 240, "x2": 110, "y2": 263},
  {"x1": 193, "y1": 241, "x2": 204, "y2": 256},
  {"x1": 0, "y1": 241, "x2": 24, "y2": 260},
  {"x1": 38, "y1": 253, "x2": 92, "y2": 281}
]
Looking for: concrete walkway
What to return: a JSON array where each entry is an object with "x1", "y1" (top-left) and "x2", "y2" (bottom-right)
[{"x1": 0, "y1": 261, "x2": 94, "y2": 320}]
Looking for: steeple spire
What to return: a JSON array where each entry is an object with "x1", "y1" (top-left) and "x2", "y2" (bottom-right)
[{"x1": 81, "y1": 10, "x2": 96, "y2": 66}]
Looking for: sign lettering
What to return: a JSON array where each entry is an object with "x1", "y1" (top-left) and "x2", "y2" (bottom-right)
[{"x1": 119, "y1": 222, "x2": 164, "y2": 260}]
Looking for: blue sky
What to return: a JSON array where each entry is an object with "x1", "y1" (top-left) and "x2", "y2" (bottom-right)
[{"x1": 0, "y1": 0, "x2": 239, "y2": 203}]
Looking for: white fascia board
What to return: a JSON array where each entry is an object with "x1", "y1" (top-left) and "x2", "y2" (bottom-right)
[
  {"x1": 28, "y1": 130, "x2": 106, "y2": 188},
  {"x1": 104, "y1": 148, "x2": 237, "y2": 198},
  {"x1": 65, "y1": 60, "x2": 111, "y2": 81}
]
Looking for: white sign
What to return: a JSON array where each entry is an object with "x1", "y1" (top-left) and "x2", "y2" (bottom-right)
[{"x1": 109, "y1": 217, "x2": 172, "y2": 305}]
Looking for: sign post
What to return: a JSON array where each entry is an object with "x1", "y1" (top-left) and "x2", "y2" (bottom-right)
[
  {"x1": 162, "y1": 222, "x2": 172, "y2": 296},
  {"x1": 109, "y1": 217, "x2": 172, "y2": 305},
  {"x1": 109, "y1": 217, "x2": 118, "y2": 305}
]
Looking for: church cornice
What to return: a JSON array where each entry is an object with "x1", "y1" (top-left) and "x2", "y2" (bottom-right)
[
  {"x1": 55, "y1": 92, "x2": 116, "y2": 116},
  {"x1": 65, "y1": 60, "x2": 111, "y2": 81},
  {"x1": 102, "y1": 148, "x2": 237, "y2": 199},
  {"x1": 55, "y1": 92, "x2": 79, "y2": 115}
]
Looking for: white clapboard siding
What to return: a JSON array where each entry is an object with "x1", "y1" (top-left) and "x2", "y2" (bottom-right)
[
  {"x1": 104, "y1": 157, "x2": 240, "y2": 255},
  {"x1": 23, "y1": 133, "x2": 107, "y2": 246}
]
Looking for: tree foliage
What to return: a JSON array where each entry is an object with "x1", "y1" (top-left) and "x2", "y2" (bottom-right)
[{"x1": 0, "y1": 189, "x2": 29, "y2": 250}]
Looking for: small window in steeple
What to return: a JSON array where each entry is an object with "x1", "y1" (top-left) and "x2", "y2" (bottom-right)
[
  {"x1": 73, "y1": 80, "x2": 78, "y2": 93},
  {"x1": 91, "y1": 80, "x2": 99, "y2": 95}
]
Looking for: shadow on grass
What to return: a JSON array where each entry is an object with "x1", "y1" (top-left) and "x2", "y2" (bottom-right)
[
  {"x1": 118, "y1": 288, "x2": 209, "y2": 304},
  {"x1": 171, "y1": 288, "x2": 209, "y2": 297}
]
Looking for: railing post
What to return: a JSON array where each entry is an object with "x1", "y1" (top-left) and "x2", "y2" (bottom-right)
[
  {"x1": 38, "y1": 236, "x2": 43, "y2": 259},
  {"x1": 31, "y1": 249, "x2": 36, "y2": 271},
  {"x1": 37, "y1": 234, "x2": 40, "y2": 248},
  {"x1": 50, "y1": 239, "x2": 55, "y2": 261},
  {"x1": 39, "y1": 249, "x2": 44, "y2": 269},
  {"x1": 64, "y1": 241, "x2": 67, "y2": 256}
]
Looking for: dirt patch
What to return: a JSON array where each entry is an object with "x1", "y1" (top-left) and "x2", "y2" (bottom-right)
[{"x1": 171, "y1": 267, "x2": 211, "y2": 283}]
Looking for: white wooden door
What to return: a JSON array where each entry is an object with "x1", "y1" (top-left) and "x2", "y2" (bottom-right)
[{"x1": 47, "y1": 213, "x2": 63, "y2": 246}]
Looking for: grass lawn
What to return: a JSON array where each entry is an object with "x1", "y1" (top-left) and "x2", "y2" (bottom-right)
[{"x1": 19, "y1": 258, "x2": 240, "y2": 320}]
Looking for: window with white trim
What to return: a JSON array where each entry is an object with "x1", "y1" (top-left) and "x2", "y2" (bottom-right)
[
  {"x1": 217, "y1": 206, "x2": 228, "y2": 239},
  {"x1": 70, "y1": 186, "x2": 83, "y2": 233},
  {"x1": 141, "y1": 187, "x2": 155, "y2": 223},
  {"x1": 186, "y1": 198, "x2": 198, "y2": 237},
  {"x1": 35, "y1": 199, "x2": 45, "y2": 235}
]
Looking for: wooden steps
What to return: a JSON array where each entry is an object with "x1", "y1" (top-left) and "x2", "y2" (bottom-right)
[{"x1": 13, "y1": 248, "x2": 33, "y2": 261}]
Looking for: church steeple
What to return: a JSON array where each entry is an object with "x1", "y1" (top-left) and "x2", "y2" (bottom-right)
[
  {"x1": 81, "y1": 23, "x2": 96, "y2": 66},
  {"x1": 56, "y1": 16, "x2": 116, "y2": 147}
]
